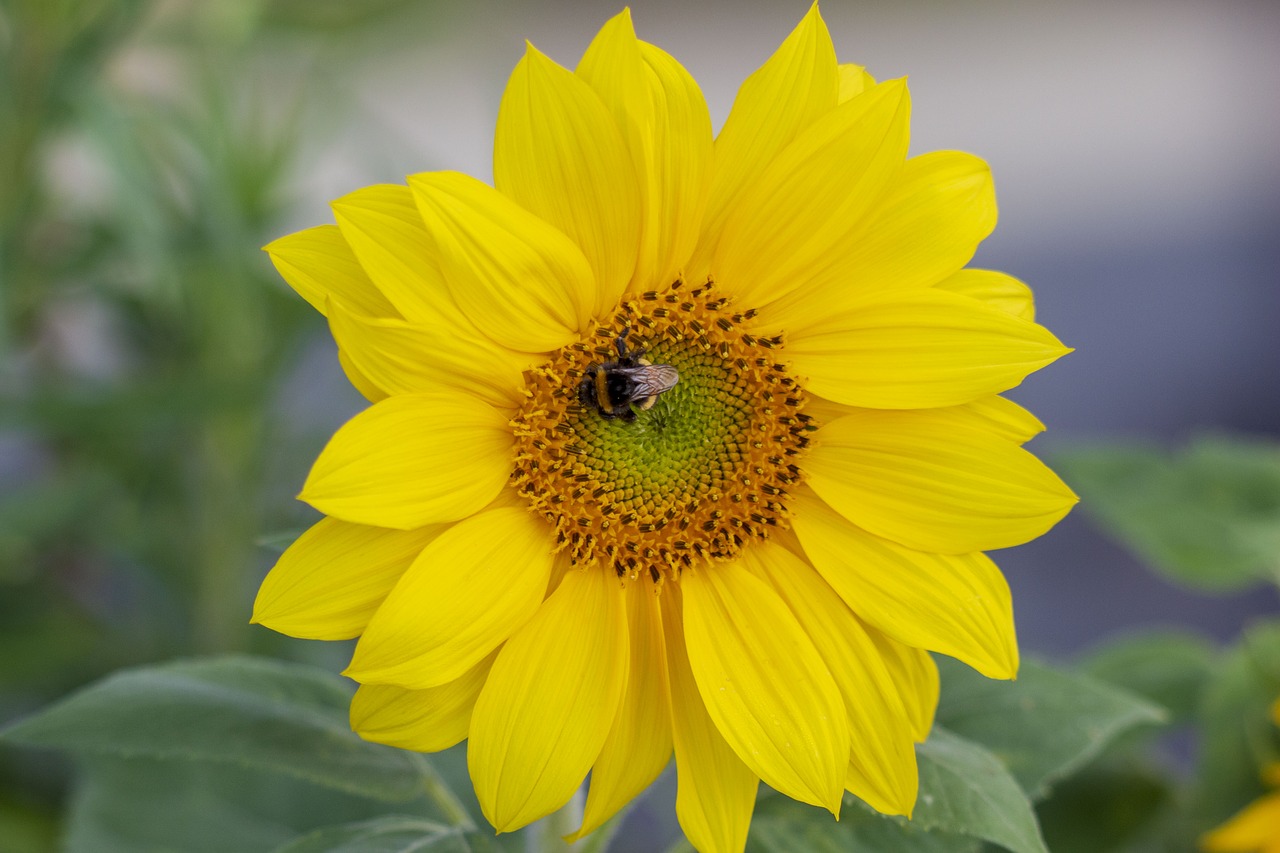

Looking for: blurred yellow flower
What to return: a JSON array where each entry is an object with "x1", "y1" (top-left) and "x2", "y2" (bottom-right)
[
  {"x1": 1202, "y1": 700, "x2": 1280, "y2": 853},
  {"x1": 252, "y1": 6, "x2": 1075, "y2": 851}
]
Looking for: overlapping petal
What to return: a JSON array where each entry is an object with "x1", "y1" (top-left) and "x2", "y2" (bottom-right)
[
  {"x1": 251, "y1": 518, "x2": 444, "y2": 640},
  {"x1": 758, "y1": 150, "x2": 997, "y2": 333},
  {"x1": 299, "y1": 391, "x2": 512, "y2": 530},
  {"x1": 264, "y1": 225, "x2": 398, "y2": 319},
  {"x1": 330, "y1": 184, "x2": 462, "y2": 327},
  {"x1": 867, "y1": 631, "x2": 940, "y2": 742},
  {"x1": 792, "y1": 485, "x2": 1020, "y2": 679},
  {"x1": 806, "y1": 408, "x2": 1077, "y2": 554},
  {"x1": 495, "y1": 43, "x2": 640, "y2": 314},
  {"x1": 689, "y1": 4, "x2": 838, "y2": 277},
  {"x1": 327, "y1": 298, "x2": 528, "y2": 409},
  {"x1": 345, "y1": 508, "x2": 554, "y2": 689},
  {"x1": 350, "y1": 649, "x2": 497, "y2": 753},
  {"x1": 682, "y1": 564, "x2": 847, "y2": 813},
  {"x1": 468, "y1": 568, "x2": 629, "y2": 832},
  {"x1": 786, "y1": 287, "x2": 1070, "y2": 409},
  {"x1": 662, "y1": 585, "x2": 758, "y2": 853},
  {"x1": 410, "y1": 171, "x2": 595, "y2": 352},
  {"x1": 577, "y1": 10, "x2": 713, "y2": 291},
  {"x1": 714, "y1": 78, "x2": 910, "y2": 311},
  {"x1": 741, "y1": 542, "x2": 918, "y2": 816},
  {"x1": 935, "y1": 268, "x2": 1036, "y2": 322},
  {"x1": 574, "y1": 579, "x2": 674, "y2": 840}
]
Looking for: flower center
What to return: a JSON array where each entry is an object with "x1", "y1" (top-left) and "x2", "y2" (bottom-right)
[{"x1": 511, "y1": 279, "x2": 814, "y2": 584}]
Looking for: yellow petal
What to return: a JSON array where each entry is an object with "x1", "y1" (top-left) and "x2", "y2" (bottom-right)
[
  {"x1": 662, "y1": 583, "x2": 758, "y2": 853},
  {"x1": 741, "y1": 542, "x2": 918, "y2": 817},
  {"x1": 804, "y1": 393, "x2": 1045, "y2": 446},
  {"x1": 299, "y1": 391, "x2": 512, "y2": 530},
  {"x1": 935, "y1": 268, "x2": 1036, "y2": 322},
  {"x1": 805, "y1": 409, "x2": 1077, "y2": 554},
  {"x1": 264, "y1": 225, "x2": 399, "y2": 319},
  {"x1": 786, "y1": 287, "x2": 1071, "y2": 409},
  {"x1": 495, "y1": 43, "x2": 639, "y2": 316},
  {"x1": 327, "y1": 298, "x2": 528, "y2": 410},
  {"x1": 713, "y1": 78, "x2": 910, "y2": 311},
  {"x1": 345, "y1": 508, "x2": 553, "y2": 689},
  {"x1": 682, "y1": 564, "x2": 847, "y2": 813},
  {"x1": 792, "y1": 486, "x2": 1020, "y2": 679},
  {"x1": 350, "y1": 648, "x2": 497, "y2": 753},
  {"x1": 409, "y1": 171, "x2": 594, "y2": 353},
  {"x1": 758, "y1": 150, "x2": 998, "y2": 333},
  {"x1": 689, "y1": 4, "x2": 838, "y2": 279},
  {"x1": 251, "y1": 517, "x2": 444, "y2": 640},
  {"x1": 1201, "y1": 791, "x2": 1280, "y2": 851},
  {"x1": 330, "y1": 184, "x2": 463, "y2": 327},
  {"x1": 578, "y1": 12, "x2": 713, "y2": 292},
  {"x1": 469, "y1": 568, "x2": 629, "y2": 833},
  {"x1": 572, "y1": 581, "x2": 673, "y2": 841},
  {"x1": 865, "y1": 629, "x2": 940, "y2": 742},
  {"x1": 837, "y1": 63, "x2": 876, "y2": 103}
]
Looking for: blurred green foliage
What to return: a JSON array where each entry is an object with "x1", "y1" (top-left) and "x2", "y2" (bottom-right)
[{"x1": 0, "y1": 0, "x2": 435, "y2": 847}]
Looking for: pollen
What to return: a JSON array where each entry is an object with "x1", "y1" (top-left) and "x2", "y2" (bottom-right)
[{"x1": 510, "y1": 278, "x2": 815, "y2": 584}]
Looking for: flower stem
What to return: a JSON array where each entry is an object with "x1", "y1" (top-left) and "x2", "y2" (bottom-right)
[
  {"x1": 410, "y1": 753, "x2": 475, "y2": 831},
  {"x1": 527, "y1": 787, "x2": 584, "y2": 853}
]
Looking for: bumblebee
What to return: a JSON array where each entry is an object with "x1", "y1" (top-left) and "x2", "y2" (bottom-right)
[{"x1": 578, "y1": 329, "x2": 679, "y2": 423}]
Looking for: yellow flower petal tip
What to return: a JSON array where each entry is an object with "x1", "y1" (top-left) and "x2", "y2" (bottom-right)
[{"x1": 257, "y1": 5, "x2": 1075, "y2": 846}]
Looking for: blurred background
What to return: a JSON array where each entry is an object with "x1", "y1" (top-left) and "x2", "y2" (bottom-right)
[{"x1": 2, "y1": 0, "x2": 1278, "y2": 849}]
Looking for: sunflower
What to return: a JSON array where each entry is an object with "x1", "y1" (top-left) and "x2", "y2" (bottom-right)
[
  {"x1": 1201, "y1": 700, "x2": 1280, "y2": 853},
  {"x1": 252, "y1": 6, "x2": 1076, "y2": 851}
]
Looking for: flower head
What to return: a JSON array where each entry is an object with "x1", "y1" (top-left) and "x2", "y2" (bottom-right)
[{"x1": 253, "y1": 7, "x2": 1076, "y2": 851}]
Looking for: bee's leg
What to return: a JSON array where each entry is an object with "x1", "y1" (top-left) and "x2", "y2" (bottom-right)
[{"x1": 620, "y1": 407, "x2": 637, "y2": 424}]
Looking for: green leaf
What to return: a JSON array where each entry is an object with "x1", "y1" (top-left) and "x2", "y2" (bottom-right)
[
  {"x1": 1079, "y1": 629, "x2": 1216, "y2": 723},
  {"x1": 273, "y1": 816, "x2": 495, "y2": 853},
  {"x1": 747, "y1": 807, "x2": 978, "y2": 853},
  {"x1": 1199, "y1": 619, "x2": 1280, "y2": 823},
  {"x1": 1053, "y1": 436, "x2": 1280, "y2": 591},
  {"x1": 910, "y1": 727, "x2": 1048, "y2": 853},
  {"x1": 63, "y1": 756, "x2": 410, "y2": 853},
  {"x1": 0, "y1": 656, "x2": 424, "y2": 803},
  {"x1": 1034, "y1": 757, "x2": 1177, "y2": 853},
  {"x1": 936, "y1": 658, "x2": 1166, "y2": 800}
]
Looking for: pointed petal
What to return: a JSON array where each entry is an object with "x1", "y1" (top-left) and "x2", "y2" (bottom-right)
[
  {"x1": 350, "y1": 649, "x2": 497, "y2": 753},
  {"x1": 759, "y1": 150, "x2": 998, "y2": 332},
  {"x1": 410, "y1": 171, "x2": 595, "y2": 352},
  {"x1": 495, "y1": 43, "x2": 639, "y2": 315},
  {"x1": 299, "y1": 391, "x2": 513, "y2": 530},
  {"x1": 264, "y1": 225, "x2": 399, "y2": 319},
  {"x1": 682, "y1": 565, "x2": 847, "y2": 813},
  {"x1": 935, "y1": 268, "x2": 1036, "y2": 322},
  {"x1": 804, "y1": 409, "x2": 1077, "y2": 553},
  {"x1": 572, "y1": 581, "x2": 674, "y2": 840},
  {"x1": 577, "y1": 11, "x2": 714, "y2": 291},
  {"x1": 662, "y1": 584, "x2": 758, "y2": 853},
  {"x1": 786, "y1": 287, "x2": 1070, "y2": 409},
  {"x1": 792, "y1": 485, "x2": 1020, "y2": 679},
  {"x1": 469, "y1": 568, "x2": 629, "y2": 833},
  {"x1": 741, "y1": 542, "x2": 918, "y2": 817},
  {"x1": 866, "y1": 630, "x2": 940, "y2": 742},
  {"x1": 327, "y1": 298, "x2": 528, "y2": 410},
  {"x1": 837, "y1": 63, "x2": 876, "y2": 103},
  {"x1": 714, "y1": 79, "x2": 910, "y2": 310},
  {"x1": 346, "y1": 508, "x2": 553, "y2": 688},
  {"x1": 251, "y1": 517, "x2": 444, "y2": 640},
  {"x1": 689, "y1": 4, "x2": 838, "y2": 278},
  {"x1": 803, "y1": 393, "x2": 1045, "y2": 446},
  {"x1": 331, "y1": 184, "x2": 464, "y2": 327}
]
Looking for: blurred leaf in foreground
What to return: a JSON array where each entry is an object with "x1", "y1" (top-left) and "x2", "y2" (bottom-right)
[{"x1": 1054, "y1": 436, "x2": 1280, "y2": 592}]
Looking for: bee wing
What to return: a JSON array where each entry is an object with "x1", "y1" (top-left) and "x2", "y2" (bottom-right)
[{"x1": 625, "y1": 364, "x2": 679, "y2": 397}]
